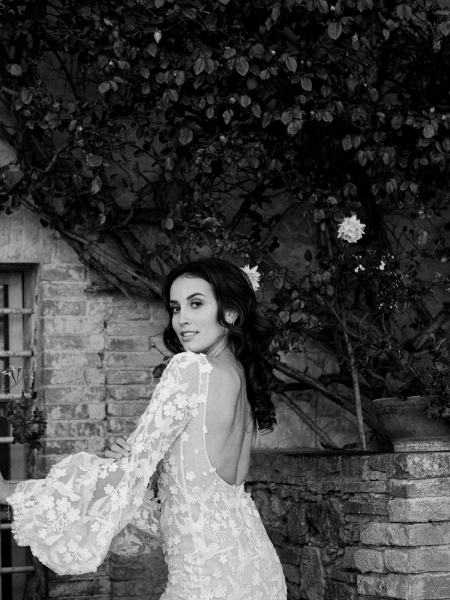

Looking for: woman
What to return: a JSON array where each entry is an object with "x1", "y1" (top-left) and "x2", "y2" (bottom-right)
[{"x1": 0, "y1": 258, "x2": 287, "y2": 599}]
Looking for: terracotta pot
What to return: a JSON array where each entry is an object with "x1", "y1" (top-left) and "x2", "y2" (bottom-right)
[{"x1": 372, "y1": 396, "x2": 450, "y2": 452}]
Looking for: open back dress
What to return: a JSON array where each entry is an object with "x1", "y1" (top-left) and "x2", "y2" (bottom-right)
[{"x1": 6, "y1": 351, "x2": 287, "y2": 600}]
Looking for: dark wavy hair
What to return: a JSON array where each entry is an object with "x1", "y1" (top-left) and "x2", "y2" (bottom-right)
[{"x1": 162, "y1": 258, "x2": 277, "y2": 432}]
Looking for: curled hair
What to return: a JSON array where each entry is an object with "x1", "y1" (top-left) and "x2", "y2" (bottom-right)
[{"x1": 162, "y1": 258, "x2": 277, "y2": 432}]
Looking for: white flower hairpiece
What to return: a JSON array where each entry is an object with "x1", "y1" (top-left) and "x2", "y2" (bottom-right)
[
  {"x1": 241, "y1": 264, "x2": 261, "y2": 291},
  {"x1": 337, "y1": 215, "x2": 366, "y2": 244}
]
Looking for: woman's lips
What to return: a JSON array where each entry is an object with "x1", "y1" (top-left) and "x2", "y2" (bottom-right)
[{"x1": 181, "y1": 331, "x2": 198, "y2": 341}]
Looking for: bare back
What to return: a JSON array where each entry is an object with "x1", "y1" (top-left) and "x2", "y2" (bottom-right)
[{"x1": 204, "y1": 359, "x2": 255, "y2": 486}]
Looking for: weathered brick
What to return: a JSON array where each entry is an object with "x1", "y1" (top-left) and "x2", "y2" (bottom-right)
[
  {"x1": 41, "y1": 315, "x2": 104, "y2": 335},
  {"x1": 41, "y1": 281, "x2": 89, "y2": 299},
  {"x1": 325, "y1": 580, "x2": 357, "y2": 600},
  {"x1": 148, "y1": 303, "x2": 169, "y2": 325},
  {"x1": 388, "y1": 498, "x2": 450, "y2": 522},
  {"x1": 332, "y1": 569, "x2": 358, "y2": 584},
  {"x1": 324, "y1": 480, "x2": 387, "y2": 494},
  {"x1": 43, "y1": 385, "x2": 105, "y2": 404},
  {"x1": 106, "y1": 400, "x2": 147, "y2": 417},
  {"x1": 389, "y1": 478, "x2": 450, "y2": 498},
  {"x1": 40, "y1": 263, "x2": 87, "y2": 282},
  {"x1": 106, "y1": 336, "x2": 151, "y2": 352},
  {"x1": 357, "y1": 574, "x2": 387, "y2": 597},
  {"x1": 106, "y1": 384, "x2": 153, "y2": 401},
  {"x1": 361, "y1": 522, "x2": 450, "y2": 546},
  {"x1": 286, "y1": 503, "x2": 308, "y2": 543},
  {"x1": 46, "y1": 402, "x2": 106, "y2": 421},
  {"x1": 354, "y1": 549, "x2": 385, "y2": 573},
  {"x1": 42, "y1": 368, "x2": 87, "y2": 386},
  {"x1": 366, "y1": 455, "x2": 390, "y2": 476},
  {"x1": 41, "y1": 299, "x2": 87, "y2": 316},
  {"x1": 105, "y1": 349, "x2": 163, "y2": 368},
  {"x1": 343, "y1": 496, "x2": 388, "y2": 516},
  {"x1": 300, "y1": 547, "x2": 326, "y2": 600},
  {"x1": 106, "y1": 417, "x2": 138, "y2": 435},
  {"x1": 43, "y1": 351, "x2": 99, "y2": 370},
  {"x1": 42, "y1": 367, "x2": 105, "y2": 386},
  {"x1": 39, "y1": 334, "x2": 104, "y2": 352},
  {"x1": 105, "y1": 370, "x2": 153, "y2": 385},
  {"x1": 109, "y1": 551, "x2": 167, "y2": 597},
  {"x1": 44, "y1": 437, "x2": 105, "y2": 454},
  {"x1": 84, "y1": 368, "x2": 106, "y2": 385},
  {"x1": 49, "y1": 597, "x2": 109, "y2": 600},
  {"x1": 106, "y1": 303, "x2": 152, "y2": 321},
  {"x1": 46, "y1": 420, "x2": 106, "y2": 438},
  {"x1": 88, "y1": 334, "x2": 106, "y2": 352},
  {"x1": 343, "y1": 547, "x2": 357, "y2": 569},
  {"x1": 384, "y1": 546, "x2": 450, "y2": 573},
  {"x1": 386, "y1": 573, "x2": 450, "y2": 599},
  {"x1": 390, "y1": 453, "x2": 450, "y2": 480},
  {"x1": 86, "y1": 300, "x2": 108, "y2": 317},
  {"x1": 46, "y1": 562, "x2": 110, "y2": 580},
  {"x1": 341, "y1": 457, "x2": 365, "y2": 479},
  {"x1": 110, "y1": 579, "x2": 159, "y2": 596},
  {"x1": 104, "y1": 321, "x2": 151, "y2": 336},
  {"x1": 48, "y1": 576, "x2": 110, "y2": 597}
]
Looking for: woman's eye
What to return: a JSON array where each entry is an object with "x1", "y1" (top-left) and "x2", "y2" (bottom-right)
[
  {"x1": 172, "y1": 306, "x2": 180, "y2": 313},
  {"x1": 191, "y1": 301, "x2": 202, "y2": 308}
]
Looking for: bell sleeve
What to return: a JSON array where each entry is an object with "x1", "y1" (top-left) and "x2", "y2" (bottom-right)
[
  {"x1": 108, "y1": 476, "x2": 161, "y2": 556},
  {"x1": 5, "y1": 351, "x2": 212, "y2": 575}
]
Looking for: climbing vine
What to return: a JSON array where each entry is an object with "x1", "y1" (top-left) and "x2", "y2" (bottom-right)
[{"x1": 0, "y1": 0, "x2": 449, "y2": 445}]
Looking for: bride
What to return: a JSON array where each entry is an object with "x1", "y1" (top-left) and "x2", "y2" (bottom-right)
[{"x1": 0, "y1": 257, "x2": 287, "y2": 599}]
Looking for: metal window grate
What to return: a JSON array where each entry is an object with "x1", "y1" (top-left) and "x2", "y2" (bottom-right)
[{"x1": 0, "y1": 270, "x2": 35, "y2": 600}]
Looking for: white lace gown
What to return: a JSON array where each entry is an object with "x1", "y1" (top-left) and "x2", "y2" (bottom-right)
[{"x1": 6, "y1": 351, "x2": 287, "y2": 600}]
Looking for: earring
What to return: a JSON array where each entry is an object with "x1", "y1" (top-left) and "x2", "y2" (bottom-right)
[{"x1": 225, "y1": 311, "x2": 237, "y2": 325}]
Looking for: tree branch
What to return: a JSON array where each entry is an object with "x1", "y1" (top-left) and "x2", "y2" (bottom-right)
[{"x1": 277, "y1": 391, "x2": 339, "y2": 449}]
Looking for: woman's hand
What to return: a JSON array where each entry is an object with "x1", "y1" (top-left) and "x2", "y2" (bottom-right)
[{"x1": 105, "y1": 437, "x2": 131, "y2": 459}]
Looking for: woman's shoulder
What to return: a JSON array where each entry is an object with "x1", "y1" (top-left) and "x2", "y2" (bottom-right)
[
  {"x1": 166, "y1": 351, "x2": 212, "y2": 373},
  {"x1": 166, "y1": 352, "x2": 240, "y2": 391}
]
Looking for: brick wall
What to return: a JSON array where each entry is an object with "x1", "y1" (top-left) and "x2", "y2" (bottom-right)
[
  {"x1": 247, "y1": 450, "x2": 450, "y2": 600},
  {"x1": 0, "y1": 208, "x2": 167, "y2": 600}
]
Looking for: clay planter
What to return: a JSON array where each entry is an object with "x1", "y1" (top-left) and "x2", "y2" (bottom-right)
[{"x1": 373, "y1": 396, "x2": 450, "y2": 452}]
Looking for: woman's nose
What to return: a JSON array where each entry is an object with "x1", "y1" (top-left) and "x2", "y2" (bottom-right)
[{"x1": 178, "y1": 308, "x2": 189, "y2": 324}]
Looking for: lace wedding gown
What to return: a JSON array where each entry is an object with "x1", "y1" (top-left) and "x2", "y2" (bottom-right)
[{"x1": 7, "y1": 351, "x2": 287, "y2": 600}]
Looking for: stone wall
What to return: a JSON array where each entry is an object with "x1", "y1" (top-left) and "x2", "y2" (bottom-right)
[{"x1": 247, "y1": 450, "x2": 450, "y2": 600}]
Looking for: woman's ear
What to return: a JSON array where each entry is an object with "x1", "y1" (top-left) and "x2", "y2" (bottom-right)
[{"x1": 224, "y1": 309, "x2": 238, "y2": 325}]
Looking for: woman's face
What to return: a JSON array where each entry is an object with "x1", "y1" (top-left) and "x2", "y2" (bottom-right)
[{"x1": 169, "y1": 275, "x2": 228, "y2": 354}]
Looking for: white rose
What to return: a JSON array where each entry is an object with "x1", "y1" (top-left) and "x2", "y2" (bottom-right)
[{"x1": 337, "y1": 215, "x2": 366, "y2": 243}]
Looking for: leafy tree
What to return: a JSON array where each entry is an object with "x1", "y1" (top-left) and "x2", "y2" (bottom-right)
[{"x1": 1, "y1": 0, "x2": 449, "y2": 446}]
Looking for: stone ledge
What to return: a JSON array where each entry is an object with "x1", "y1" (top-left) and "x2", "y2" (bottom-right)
[
  {"x1": 388, "y1": 498, "x2": 450, "y2": 522},
  {"x1": 389, "y1": 478, "x2": 450, "y2": 498},
  {"x1": 384, "y1": 546, "x2": 450, "y2": 573},
  {"x1": 249, "y1": 451, "x2": 450, "y2": 487},
  {"x1": 358, "y1": 573, "x2": 450, "y2": 600},
  {"x1": 361, "y1": 522, "x2": 450, "y2": 546},
  {"x1": 389, "y1": 453, "x2": 450, "y2": 480}
]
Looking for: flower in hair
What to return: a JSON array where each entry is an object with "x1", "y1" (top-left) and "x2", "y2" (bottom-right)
[{"x1": 241, "y1": 264, "x2": 261, "y2": 291}]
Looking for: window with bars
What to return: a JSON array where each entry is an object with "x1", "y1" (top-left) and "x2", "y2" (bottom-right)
[{"x1": 0, "y1": 269, "x2": 35, "y2": 600}]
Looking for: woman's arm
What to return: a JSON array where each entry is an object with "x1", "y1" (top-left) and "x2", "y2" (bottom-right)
[{"x1": 5, "y1": 351, "x2": 211, "y2": 575}]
